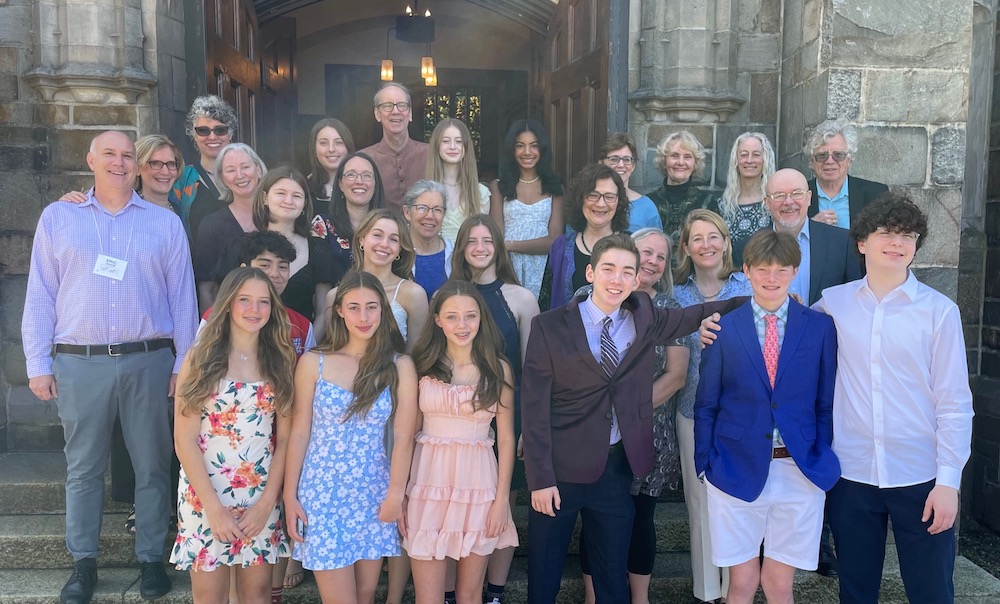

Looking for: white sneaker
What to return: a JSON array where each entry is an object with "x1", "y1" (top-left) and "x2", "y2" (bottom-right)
[{"x1": 484, "y1": 598, "x2": 502, "y2": 604}]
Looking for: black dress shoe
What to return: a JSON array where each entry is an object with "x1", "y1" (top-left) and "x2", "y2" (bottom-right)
[
  {"x1": 60, "y1": 559, "x2": 97, "y2": 604},
  {"x1": 816, "y1": 553, "x2": 840, "y2": 577},
  {"x1": 139, "y1": 562, "x2": 172, "y2": 600}
]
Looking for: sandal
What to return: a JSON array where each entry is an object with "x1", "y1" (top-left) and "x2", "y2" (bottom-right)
[
  {"x1": 124, "y1": 506, "x2": 136, "y2": 536},
  {"x1": 283, "y1": 559, "x2": 306, "y2": 589}
]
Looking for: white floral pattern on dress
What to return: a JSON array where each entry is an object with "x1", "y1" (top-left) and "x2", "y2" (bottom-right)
[
  {"x1": 503, "y1": 197, "x2": 552, "y2": 297},
  {"x1": 292, "y1": 354, "x2": 400, "y2": 570},
  {"x1": 170, "y1": 380, "x2": 289, "y2": 571}
]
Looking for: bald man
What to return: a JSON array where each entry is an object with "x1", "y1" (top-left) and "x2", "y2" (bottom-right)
[
  {"x1": 23, "y1": 131, "x2": 197, "y2": 603},
  {"x1": 732, "y1": 168, "x2": 863, "y2": 306}
]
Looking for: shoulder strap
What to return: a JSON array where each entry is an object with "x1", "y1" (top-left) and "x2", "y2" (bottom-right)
[{"x1": 317, "y1": 352, "x2": 324, "y2": 378}]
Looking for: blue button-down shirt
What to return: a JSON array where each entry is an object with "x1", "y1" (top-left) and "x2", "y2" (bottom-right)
[
  {"x1": 22, "y1": 189, "x2": 198, "y2": 377},
  {"x1": 751, "y1": 297, "x2": 790, "y2": 446},
  {"x1": 787, "y1": 220, "x2": 812, "y2": 303},
  {"x1": 817, "y1": 176, "x2": 850, "y2": 228}
]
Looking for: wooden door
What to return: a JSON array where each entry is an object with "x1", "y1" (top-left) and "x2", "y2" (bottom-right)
[
  {"x1": 204, "y1": 0, "x2": 261, "y2": 148},
  {"x1": 258, "y1": 17, "x2": 298, "y2": 168},
  {"x1": 544, "y1": 0, "x2": 628, "y2": 181}
]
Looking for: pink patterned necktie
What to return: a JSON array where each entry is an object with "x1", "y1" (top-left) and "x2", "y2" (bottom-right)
[{"x1": 764, "y1": 314, "x2": 778, "y2": 387}]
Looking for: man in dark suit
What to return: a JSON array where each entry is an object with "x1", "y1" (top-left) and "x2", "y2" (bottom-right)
[
  {"x1": 804, "y1": 118, "x2": 889, "y2": 228},
  {"x1": 733, "y1": 168, "x2": 863, "y2": 306},
  {"x1": 695, "y1": 230, "x2": 840, "y2": 603},
  {"x1": 521, "y1": 233, "x2": 743, "y2": 604}
]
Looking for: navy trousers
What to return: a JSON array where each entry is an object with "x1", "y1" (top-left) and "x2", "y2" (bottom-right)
[
  {"x1": 527, "y1": 448, "x2": 635, "y2": 604},
  {"x1": 827, "y1": 478, "x2": 956, "y2": 604}
]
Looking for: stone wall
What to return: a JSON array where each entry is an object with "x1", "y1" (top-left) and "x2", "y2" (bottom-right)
[
  {"x1": 0, "y1": 0, "x2": 188, "y2": 451},
  {"x1": 627, "y1": 0, "x2": 781, "y2": 195},
  {"x1": 778, "y1": 0, "x2": 973, "y2": 299}
]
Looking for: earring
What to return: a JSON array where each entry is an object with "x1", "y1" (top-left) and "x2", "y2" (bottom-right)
[{"x1": 396, "y1": 255, "x2": 400, "y2": 261}]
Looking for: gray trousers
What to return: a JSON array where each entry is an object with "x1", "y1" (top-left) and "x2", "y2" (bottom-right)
[{"x1": 52, "y1": 348, "x2": 174, "y2": 562}]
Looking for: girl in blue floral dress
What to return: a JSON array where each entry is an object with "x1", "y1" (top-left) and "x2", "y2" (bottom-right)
[
  {"x1": 284, "y1": 270, "x2": 419, "y2": 604},
  {"x1": 171, "y1": 267, "x2": 297, "y2": 602}
]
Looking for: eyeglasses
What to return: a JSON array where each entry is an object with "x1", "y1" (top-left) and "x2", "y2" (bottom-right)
[
  {"x1": 146, "y1": 159, "x2": 179, "y2": 172},
  {"x1": 193, "y1": 125, "x2": 230, "y2": 137},
  {"x1": 376, "y1": 101, "x2": 411, "y2": 113},
  {"x1": 408, "y1": 204, "x2": 445, "y2": 217},
  {"x1": 585, "y1": 191, "x2": 619, "y2": 204},
  {"x1": 343, "y1": 171, "x2": 375, "y2": 182},
  {"x1": 873, "y1": 227, "x2": 919, "y2": 243},
  {"x1": 766, "y1": 190, "x2": 808, "y2": 203},
  {"x1": 604, "y1": 155, "x2": 635, "y2": 166},
  {"x1": 812, "y1": 151, "x2": 850, "y2": 163}
]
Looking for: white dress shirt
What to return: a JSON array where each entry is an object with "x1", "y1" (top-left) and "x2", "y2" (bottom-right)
[{"x1": 813, "y1": 273, "x2": 973, "y2": 490}]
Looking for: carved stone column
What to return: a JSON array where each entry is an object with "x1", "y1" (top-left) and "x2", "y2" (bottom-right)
[
  {"x1": 630, "y1": 0, "x2": 744, "y2": 123},
  {"x1": 25, "y1": 0, "x2": 155, "y2": 103}
]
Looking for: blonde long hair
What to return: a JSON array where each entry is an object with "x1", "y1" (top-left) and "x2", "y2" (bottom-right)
[
  {"x1": 673, "y1": 209, "x2": 737, "y2": 284},
  {"x1": 178, "y1": 267, "x2": 295, "y2": 416},
  {"x1": 426, "y1": 118, "x2": 482, "y2": 220}
]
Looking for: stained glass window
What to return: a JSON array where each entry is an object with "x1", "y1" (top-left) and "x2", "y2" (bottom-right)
[{"x1": 423, "y1": 88, "x2": 484, "y2": 158}]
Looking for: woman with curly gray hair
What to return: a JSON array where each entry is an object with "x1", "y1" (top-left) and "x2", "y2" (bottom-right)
[{"x1": 172, "y1": 95, "x2": 239, "y2": 238}]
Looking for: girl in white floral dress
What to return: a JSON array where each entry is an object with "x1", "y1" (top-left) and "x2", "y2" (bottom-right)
[
  {"x1": 171, "y1": 267, "x2": 297, "y2": 603},
  {"x1": 284, "y1": 270, "x2": 419, "y2": 604}
]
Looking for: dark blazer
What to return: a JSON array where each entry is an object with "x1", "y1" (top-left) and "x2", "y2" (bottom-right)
[
  {"x1": 732, "y1": 221, "x2": 863, "y2": 305},
  {"x1": 807, "y1": 175, "x2": 889, "y2": 224},
  {"x1": 521, "y1": 292, "x2": 744, "y2": 491},
  {"x1": 693, "y1": 298, "x2": 841, "y2": 502},
  {"x1": 805, "y1": 221, "x2": 864, "y2": 305}
]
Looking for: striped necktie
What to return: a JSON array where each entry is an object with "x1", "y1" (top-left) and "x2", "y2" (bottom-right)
[{"x1": 601, "y1": 316, "x2": 619, "y2": 377}]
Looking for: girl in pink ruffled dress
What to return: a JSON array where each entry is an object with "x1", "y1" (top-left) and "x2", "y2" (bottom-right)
[{"x1": 403, "y1": 280, "x2": 518, "y2": 604}]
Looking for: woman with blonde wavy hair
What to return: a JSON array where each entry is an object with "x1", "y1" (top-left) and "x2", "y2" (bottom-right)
[
  {"x1": 672, "y1": 210, "x2": 752, "y2": 604},
  {"x1": 170, "y1": 266, "x2": 296, "y2": 603},
  {"x1": 716, "y1": 132, "x2": 776, "y2": 262}
]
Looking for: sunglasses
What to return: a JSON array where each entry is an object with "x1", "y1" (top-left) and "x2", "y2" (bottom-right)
[{"x1": 194, "y1": 125, "x2": 230, "y2": 137}]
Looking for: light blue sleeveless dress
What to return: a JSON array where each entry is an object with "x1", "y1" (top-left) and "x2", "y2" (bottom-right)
[{"x1": 292, "y1": 353, "x2": 400, "y2": 570}]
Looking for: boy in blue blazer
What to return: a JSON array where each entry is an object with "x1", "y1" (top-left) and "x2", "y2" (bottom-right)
[{"x1": 694, "y1": 230, "x2": 841, "y2": 604}]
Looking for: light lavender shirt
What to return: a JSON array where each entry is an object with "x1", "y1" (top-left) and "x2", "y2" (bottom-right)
[{"x1": 22, "y1": 189, "x2": 198, "y2": 377}]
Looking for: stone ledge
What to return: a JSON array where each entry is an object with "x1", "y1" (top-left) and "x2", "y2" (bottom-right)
[
  {"x1": 24, "y1": 65, "x2": 155, "y2": 104},
  {"x1": 630, "y1": 88, "x2": 745, "y2": 123}
]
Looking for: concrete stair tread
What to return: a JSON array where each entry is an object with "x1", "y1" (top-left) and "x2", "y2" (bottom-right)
[
  {"x1": 0, "y1": 452, "x2": 128, "y2": 515},
  {"x1": 3, "y1": 554, "x2": 999, "y2": 603}
]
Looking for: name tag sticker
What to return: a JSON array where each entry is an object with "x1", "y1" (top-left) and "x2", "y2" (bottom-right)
[{"x1": 93, "y1": 254, "x2": 128, "y2": 281}]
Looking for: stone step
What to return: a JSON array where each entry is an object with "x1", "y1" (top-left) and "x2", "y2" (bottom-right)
[
  {"x1": 0, "y1": 503, "x2": 688, "y2": 570},
  {"x1": 0, "y1": 452, "x2": 129, "y2": 514},
  {"x1": 2, "y1": 551, "x2": 999, "y2": 603}
]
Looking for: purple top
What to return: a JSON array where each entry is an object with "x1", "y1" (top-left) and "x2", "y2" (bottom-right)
[{"x1": 22, "y1": 189, "x2": 198, "y2": 377}]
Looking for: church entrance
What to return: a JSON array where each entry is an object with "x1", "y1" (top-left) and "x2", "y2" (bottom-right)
[{"x1": 191, "y1": 0, "x2": 627, "y2": 177}]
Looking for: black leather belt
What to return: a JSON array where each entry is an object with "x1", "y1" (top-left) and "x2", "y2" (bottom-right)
[{"x1": 54, "y1": 338, "x2": 175, "y2": 357}]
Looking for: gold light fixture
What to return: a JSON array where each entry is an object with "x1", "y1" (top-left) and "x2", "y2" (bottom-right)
[
  {"x1": 425, "y1": 72, "x2": 438, "y2": 87},
  {"x1": 421, "y1": 44, "x2": 435, "y2": 79},
  {"x1": 381, "y1": 28, "x2": 394, "y2": 81}
]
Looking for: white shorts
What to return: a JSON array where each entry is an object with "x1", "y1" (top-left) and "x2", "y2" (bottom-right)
[{"x1": 705, "y1": 458, "x2": 825, "y2": 570}]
